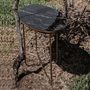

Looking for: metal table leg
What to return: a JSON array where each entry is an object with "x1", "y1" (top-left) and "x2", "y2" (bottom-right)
[
  {"x1": 35, "y1": 31, "x2": 53, "y2": 85},
  {"x1": 35, "y1": 31, "x2": 50, "y2": 80},
  {"x1": 22, "y1": 24, "x2": 27, "y2": 65},
  {"x1": 49, "y1": 34, "x2": 53, "y2": 86},
  {"x1": 56, "y1": 33, "x2": 59, "y2": 63}
]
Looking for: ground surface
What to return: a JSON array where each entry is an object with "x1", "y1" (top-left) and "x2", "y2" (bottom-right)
[
  {"x1": 0, "y1": 0, "x2": 90, "y2": 90},
  {"x1": 0, "y1": 26, "x2": 90, "y2": 90},
  {"x1": 0, "y1": 27, "x2": 76, "y2": 90}
]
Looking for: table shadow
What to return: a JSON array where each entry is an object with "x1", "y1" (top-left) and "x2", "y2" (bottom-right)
[
  {"x1": 15, "y1": 38, "x2": 90, "y2": 83},
  {"x1": 52, "y1": 39, "x2": 90, "y2": 75}
]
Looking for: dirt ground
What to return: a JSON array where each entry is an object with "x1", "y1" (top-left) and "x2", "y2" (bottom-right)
[
  {"x1": 0, "y1": 25, "x2": 90, "y2": 90},
  {"x1": 0, "y1": 27, "x2": 76, "y2": 90}
]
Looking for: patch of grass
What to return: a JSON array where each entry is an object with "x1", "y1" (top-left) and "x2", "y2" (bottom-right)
[
  {"x1": 0, "y1": 0, "x2": 46, "y2": 26},
  {"x1": 87, "y1": 50, "x2": 90, "y2": 55},
  {"x1": 70, "y1": 73, "x2": 90, "y2": 90}
]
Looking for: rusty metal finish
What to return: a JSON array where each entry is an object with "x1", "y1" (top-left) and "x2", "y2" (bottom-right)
[
  {"x1": 18, "y1": 4, "x2": 58, "y2": 30},
  {"x1": 49, "y1": 34, "x2": 53, "y2": 86},
  {"x1": 22, "y1": 24, "x2": 28, "y2": 66},
  {"x1": 35, "y1": 31, "x2": 50, "y2": 80},
  {"x1": 21, "y1": 23, "x2": 66, "y2": 34},
  {"x1": 55, "y1": 33, "x2": 59, "y2": 63}
]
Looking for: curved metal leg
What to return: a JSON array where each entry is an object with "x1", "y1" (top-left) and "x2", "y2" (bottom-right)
[
  {"x1": 56, "y1": 33, "x2": 59, "y2": 63},
  {"x1": 35, "y1": 31, "x2": 50, "y2": 80},
  {"x1": 49, "y1": 34, "x2": 53, "y2": 86},
  {"x1": 23, "y1": 26, "x2": 36, "y2": 66},
  {"x1": 35, "y1": 32, "x2": 53, "y2": 86},
  {"x1": 22, "y1": 24, "x2": 28, "y2": 66}
]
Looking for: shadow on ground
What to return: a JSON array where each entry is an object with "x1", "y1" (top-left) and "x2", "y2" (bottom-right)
[
  {"x1": 52, "y1": 39, "x2": 90, "y2": 75},
  {"x1": 15, "y1": 38, "x2": 90, "y2": 83}
]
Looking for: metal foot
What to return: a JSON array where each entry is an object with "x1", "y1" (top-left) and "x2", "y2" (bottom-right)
[{"x1": 13, "y1": 54, "x2": 24, "y2": 88}]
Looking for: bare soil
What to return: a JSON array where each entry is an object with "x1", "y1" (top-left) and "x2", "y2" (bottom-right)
[
  {"x1": 0, "y1": 27, "x2": 76, "y2": 90},
  {"x1": 0, "y1": 26, "x2": 90, "y2": 90}
]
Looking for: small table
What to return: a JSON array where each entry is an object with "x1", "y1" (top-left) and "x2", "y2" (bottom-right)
[{"x1": 14, "y1": 4, "x2": 66, "y2": 86}]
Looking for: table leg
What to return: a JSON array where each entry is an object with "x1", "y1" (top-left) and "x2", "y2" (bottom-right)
[
  {"x1": 35, "y1": 31, "x2": 49, "y2": 79},
  {"x1": 22, "y1": 24, "x2": 27, "y2": 64},
  {"x1": 49, "y1": 34, "x2": 53, "y2": 86},
  {"x1": 56, "y1": 33, "x2": 59, "y2": 63}
]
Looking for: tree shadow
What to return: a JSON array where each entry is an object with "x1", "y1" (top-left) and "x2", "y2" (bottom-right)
[{"x1": 52, "y1": 39, "x2": 90, "y2": 75}]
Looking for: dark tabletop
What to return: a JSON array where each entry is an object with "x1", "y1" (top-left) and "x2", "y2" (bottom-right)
[{"x1": 18, "y1": 4, "x2": 59, "y2": 31}]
